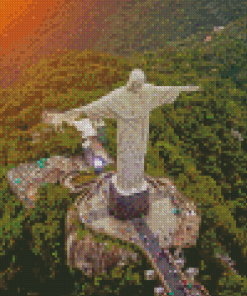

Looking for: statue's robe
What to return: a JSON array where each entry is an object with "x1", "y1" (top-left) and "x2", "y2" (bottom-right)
[{"x1": 68, "y1": 84, "x2": 199, "y2": 193}]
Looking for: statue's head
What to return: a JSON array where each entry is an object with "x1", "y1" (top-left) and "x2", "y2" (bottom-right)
[{"x1": 126, "y1": 69, "x2": 146, "y2": 93}]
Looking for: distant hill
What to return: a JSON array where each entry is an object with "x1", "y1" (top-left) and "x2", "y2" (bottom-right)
[
  {"x1": 91, "y1": 0, "x2": 247, "y2": 58},
  {"x1": 0, "y1": 0, "x2": 246, "y2": 89}
]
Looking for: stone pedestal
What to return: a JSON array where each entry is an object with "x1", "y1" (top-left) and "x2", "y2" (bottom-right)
[
  {"x1": 66, "y1": 172, "x2": 207, "y2": 295},
  {"x1": 108, "y1": 178, "x2": 150, "y2": 220}
]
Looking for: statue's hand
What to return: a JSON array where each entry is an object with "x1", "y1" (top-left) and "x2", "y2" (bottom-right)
[
  {"x1": 64, "y1": 112, "x2": 81, "y2": 125},
  {"x1": 188, "y1": 84, "x2": 203, "y2": 91},
  {"x1": 47, "y1": 111, "x2": 79, "y2": 132}
]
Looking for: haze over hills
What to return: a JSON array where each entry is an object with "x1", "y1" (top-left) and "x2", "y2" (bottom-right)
[
  {"x1": 0, "y1": 0, "x2": 246, "y2": 89},
  {"x1": 2, "y1": 15, "x2": 246, "y2": 106},
  {"x1": 0, "y1": 0, "x2": 124, "y2": 89}
]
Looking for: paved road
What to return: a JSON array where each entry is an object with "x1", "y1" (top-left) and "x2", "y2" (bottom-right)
[{"x1": 131, "y1": 217, "x2": 188, "y2": 296}]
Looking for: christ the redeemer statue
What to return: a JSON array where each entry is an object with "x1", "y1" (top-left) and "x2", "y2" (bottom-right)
[
  {"x1": 63, "y1": 69, "x2": 201, "y2": 197},
  {"x1": 64, "y1": 69, "x2": 204, "y2": 295}
]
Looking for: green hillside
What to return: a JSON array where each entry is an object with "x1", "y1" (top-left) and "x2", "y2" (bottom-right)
[
  {"x1": 91, "y1": 0, "x2": 247, "y2": 60},
  {"x1": 0, "y1": 16, "x2": 246, "y2": 296}
]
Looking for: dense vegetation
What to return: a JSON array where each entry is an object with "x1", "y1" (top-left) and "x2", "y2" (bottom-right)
[{"x1": 0, "y1": 16, "x2": 246, "y2": 296}]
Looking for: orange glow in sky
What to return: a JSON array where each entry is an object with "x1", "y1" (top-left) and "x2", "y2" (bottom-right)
[
  {"x1": 0, "y1": 0, "x2": 35, "y2": 34},
  {"x1": 0, "y1": 0, "x2": 64, "y2": 51},
  {"x1": 0, "y1": 0, "x2": 124, "y2": 88}
]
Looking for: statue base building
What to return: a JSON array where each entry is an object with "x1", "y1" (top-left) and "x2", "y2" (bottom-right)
[{"x1": 66, "y1": 172, "x2": 209, "y2": 296}]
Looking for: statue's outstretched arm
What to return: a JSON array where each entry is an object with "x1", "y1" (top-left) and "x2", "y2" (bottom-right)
[
  {"x1": 171, "y1": 86, "x2": 201, "y2": 92},
  {"x1": 64, "y1": 90, "x2": 118, "y2": 122},
  {"x1": 149, "y1": 85, "x2": 202, "y2": 109}
]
